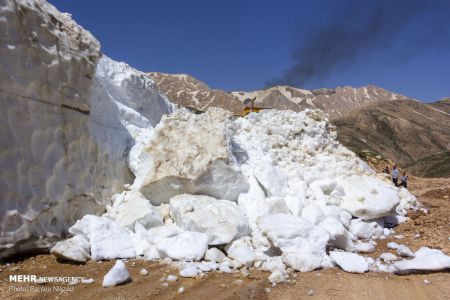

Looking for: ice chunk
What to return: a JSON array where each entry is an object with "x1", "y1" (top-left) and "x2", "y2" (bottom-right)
[
  {"x1": 169, "y1": 194, "x2": 249, "y2": 245},
  {"x1": 225, "y1": 237, "x2": 255, "y2": 268},
  {"x1": 379, "y1": 253, "x2": 398, "y2": 263},
  {"x1": 354, "y1": 242, "x2": 375, "y2": 253},
  {"x1": 396, "y1": 245, "x2": 415, "y2": 258},
  {"x1": 349, "y1": 219, "x2": 382, "y2": 240},
  {"x1": 338, "y1": 176, "x2": 400, "y2": 219},
  {"x1": 268, "y1": 269, "x2": 285, "y2": 284},
  {"x1": 134, "y1": 108, "x2": 249, "y2": 204},
  {"x1": 105, "y1": 191, "x2": 163, "y2": 229},
  {"x1": 102, "y1": 260, "x2": 131, "y2": 288},
  {"x1": 394, "y1": 247, "x2": 450, "y2": 273},
  {"x1": 180, "y1": 263, "x2": 200, "y2": 277},
  {"x1": 156, "y1": 231, "x2": 208, "y2": 261},
  {"x1": 319, "y1": 217, "x2": 354, "y2": 251},
  {"x1": 51, "y1": 235, "x2": 90, "y2": 262},
  {"x1": 69, "y1": 215, "x2": 136, "y2": 261},
  {"x1": 329, "y1": 251, "x2": 369, "y2": 273},
  {"x1": 258, "y1": 214, "x2": 329, "y2": 272},
  {"x1": 204, "y1": 248, "x2": 226, "y2": 263},
  {"x1": 301, "y1": 204, "x2": 325, "y2": 225}
]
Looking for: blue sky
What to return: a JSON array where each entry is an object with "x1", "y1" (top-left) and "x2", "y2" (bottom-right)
[{"x1": 48, "y1": 0, "x2": 450, "y2": 102}]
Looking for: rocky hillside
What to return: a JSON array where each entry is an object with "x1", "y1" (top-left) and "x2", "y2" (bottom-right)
[
  {"x1": 147, "y1": 72, "x2": 408, "y2": 118},
  {"x1": 333, "y1": 99, "x2": 450, "y2": 177}
]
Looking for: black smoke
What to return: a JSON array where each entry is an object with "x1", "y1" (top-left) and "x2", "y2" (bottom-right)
[{"x1": 266, "y1": 0, "x2": 450, "y2": 88}]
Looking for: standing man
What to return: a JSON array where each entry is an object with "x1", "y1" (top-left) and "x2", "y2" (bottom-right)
[
  {"x1": 400, "y1": 171, "x2": 408, "y2": 189},
  {"x1": 392, "y1": 164, "x2": 399, "y2": 186}
]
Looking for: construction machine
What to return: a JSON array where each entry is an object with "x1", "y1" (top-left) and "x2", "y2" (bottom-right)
[{"x1": 236, "y1": 97, "x2": 271, "y2": 116}]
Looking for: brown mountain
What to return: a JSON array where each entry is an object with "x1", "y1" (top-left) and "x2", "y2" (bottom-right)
[{"x1": 147, "y1": 72, "x2": 407, "y2": 118}]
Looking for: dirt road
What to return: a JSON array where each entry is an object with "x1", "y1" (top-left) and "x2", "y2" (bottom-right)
[{"x1": 1, "y1": 177, "x2": 449, "y2": 300}]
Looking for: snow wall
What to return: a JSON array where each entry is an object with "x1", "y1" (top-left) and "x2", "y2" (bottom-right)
[{"x1": 0, "y1": 0, "x2": 173, "y2": 258}]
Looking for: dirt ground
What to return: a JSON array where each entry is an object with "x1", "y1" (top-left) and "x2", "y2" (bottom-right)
[{"x1": 0, "y1": 177, "x2": 449, "y2": 300}]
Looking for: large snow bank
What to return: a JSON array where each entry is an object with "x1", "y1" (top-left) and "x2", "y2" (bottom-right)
[
  {"x1": 0, "y1": 0, "x2": 173, "y2": 257},
  {"x1": 53, "y1": 107, "x2": 420, "y2": 281}
]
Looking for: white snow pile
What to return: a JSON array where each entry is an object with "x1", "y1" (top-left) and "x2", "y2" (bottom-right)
[{"x1": 52, "y1": 107, "x2": 430, "y2": 281}]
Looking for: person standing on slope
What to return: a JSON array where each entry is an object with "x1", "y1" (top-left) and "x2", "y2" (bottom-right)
[
  {"x1": 400, "y1": 171, "x2": 408, "y2": 189},
  {"x1": 392, "y1": 164, "x2": 399, "y2": 186}
]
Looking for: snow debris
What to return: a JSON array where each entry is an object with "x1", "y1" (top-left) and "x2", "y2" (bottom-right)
[
  {"x1": 102, "y1": 260, "x2": 131, "y2": 288},
  {"x1": 330, "y1": 251, "x2": 369, "y2": 273},
  {"x1": 51, "y1": 108, "x2": 420, "y2": 283},
  {"x1": 394, "y1": 247, "x2": 450, "y2": 273},
  {"x1": 396, "y1": 245, "x2": 415, "y2": 258},
  {"x1": 424, "y1": 279, "x2": 431, "y2": 284},
  {"x1": 225, "y1": 237, "x2": 255, "y2": 268},
  {"x1": 379, "y1": 253, "x2": 398, "y2": 263},
  {"x1": 179, "y1": 263, "x2": 200, "y2": 277},
  {"x1": 355, "y1": 242, "x2": 375, "y2": 253},
  {"x1": 268, "y1": 269, "x2": 285, "y2": 284},
  {"x1": 178, "y1": 287, "x2": 185, "y2": 294},
  {"x1": 51, "y1": 235, "x2": 90, "y2": 262},
  {"x1": 204, "y1": 248, "x2": 227, "y2": 263}
]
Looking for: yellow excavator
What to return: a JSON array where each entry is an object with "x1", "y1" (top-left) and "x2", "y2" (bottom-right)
[{"x1": 236, "y1": 97, "x2": 271, "y2": 116}]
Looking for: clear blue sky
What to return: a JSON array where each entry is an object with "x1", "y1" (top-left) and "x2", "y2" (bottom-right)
[{"x1": 48, "y1": 0, "x2": 450, "y2": 102}]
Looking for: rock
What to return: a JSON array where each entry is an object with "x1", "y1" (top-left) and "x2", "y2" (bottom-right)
[
  {"x1": 225, "y1": 237, "x2": 255, "y2": 268},
  {"x1": 139, "y1": 269, "x2": 149, "y2": 276},
  {"x1": 337, "y1": 176, "x2": 400, "y2": 219},
  {"x1": 105, "y1": 191, "x2": 163, "y2": 230},
  {"x1": 51, "y1": 235, "x2": 90, "y2": 262},
  {"x1": 134, "y1": 108, "x2": 248, "y2": 205},
  {"x1": 178, "y1": 287, "x2": 185, "y2": 294},
  {"x1": 329, "y1": 251, "x2": 369, "y2": 273},
  {"x1": 169, "y1": 194, "x2": 249, "y2": 245},
  {"x1": 156, "y1": 231, "x2": 208, "y2": 261},
  {"x1": 204, "y1": 248, "x2": 227, "y2": 263},
  {"x1": 102, "y1": 260, "x2": 131, "y2": 288},
  {"x1": 319, "y1": 217, "x2": 354, "y2": 251},
  {"x1": 166, "y1": 275, "x2": 178, "y2": 282},
  {"x1": 394, "y1": 247, "x2": 450, "y2": 273},
  {"x1": 258, "y1": 214, "x2": 329, "y2": 272},
  {"x1": 69, "y1": 215, "x2": 136, "y2": 261}
]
